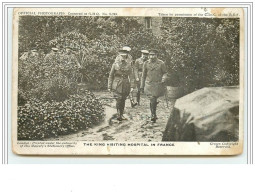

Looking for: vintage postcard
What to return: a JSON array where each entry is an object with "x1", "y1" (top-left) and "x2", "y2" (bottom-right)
[{"x1": 12, "y1": 7, "x2": 244, "y2": 155}]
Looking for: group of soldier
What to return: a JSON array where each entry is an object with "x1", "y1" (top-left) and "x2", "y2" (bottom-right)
[
  {"x1": 20, "y1": 46, "x2": 81, "y2": 68},
  {"x1": 108, "y1": 46, "x2": 168, "y2": 123}
]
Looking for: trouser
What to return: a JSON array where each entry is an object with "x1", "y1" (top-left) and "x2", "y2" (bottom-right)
[
  {"x1": 136, "y1": 74, "x2": 142, "y2": 104},
  {"x1": 150, "y1": 96, "x2": 158, "y2": 121},
  {"x1": 136, "y1": 87, "x2": 141, "y2": 105},
  {"x1": 116, "y1": 96, "x2": 126, "y2": 119}
]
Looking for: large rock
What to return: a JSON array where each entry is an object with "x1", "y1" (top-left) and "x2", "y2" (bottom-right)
[{"x1": 162, "y1": 86, "x2": 239, "y2": 142}]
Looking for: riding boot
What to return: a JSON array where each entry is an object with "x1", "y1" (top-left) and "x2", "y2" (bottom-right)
[
  {"x1": 150, "y1": 98, "x2": 157, "y2": 122},
  {"x1": 150, "y1": 102, "x2": 155, "y2": 122},
  {"x1": 116, "y1": 99, "x2": 122, "y2": 121},
  {"x1": 154, "y1": 101, "x2": 158, "y2": 120},
  {"x1": 120, "y1": 99, "x2": 127, "y2": 120},
  {"x1": 137, "y1": 90, "x2": 140, "y2": 105}
]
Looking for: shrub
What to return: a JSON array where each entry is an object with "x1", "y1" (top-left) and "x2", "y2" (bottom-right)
[
  {"x1": 18, "y1": 54, "x2": 105, "y2": 140},
  {"x1": 19, "y1": 16, "x2": 143, "y2": 54},
  {"x1": 161, "y1": 17, "x2": 239, "y2": 93},
  {"x1": 19, "y1": 16, "x2": 240, "y2": 93},
  {"x1": 18, "y1": 92, "x2": 105, "y2": 140},
  {"x1": 18, "y1": 52, "x2": 82, "y2": 103}
]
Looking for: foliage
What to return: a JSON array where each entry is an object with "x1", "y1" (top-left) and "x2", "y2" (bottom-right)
[
  {"x1": 18, "y1": 51, "x2": 83, "y2": 103},
  {"x1": 18, "y1": 49, "x2": 105, "y2": 140},
  {"x1": 48, "y1": 31, "x2": 118, "y2": 89},
  {"x1": 18, "y1": 93, "x2": 105, "y2": 140},
  {"x1": 18, "y1": 16, "x2": 142, "y2": 54},
  {"x1": 17, "y1": 16, "x2": 240, "y2": 140},
  {"x1": 161, "y1": 17, "x2": 239, "y2": 93},
  {"x1": 19, "y1": 16, "x2": 240, "y2": 93}
]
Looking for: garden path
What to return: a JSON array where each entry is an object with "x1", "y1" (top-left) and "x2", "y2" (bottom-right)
[{"x1": 48, "y1": 91, "x2": 175, "y2": 142}]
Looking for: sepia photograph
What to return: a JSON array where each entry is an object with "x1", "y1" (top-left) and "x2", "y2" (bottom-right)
[
  {"x1": 12, "y1": 8, "x2": 244, "y2": 155},
  {"x1": 1, "y1": 3, "x2": 254, "y2": 195}
]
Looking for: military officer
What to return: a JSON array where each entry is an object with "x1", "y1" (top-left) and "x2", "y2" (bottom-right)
[
  {"x1": 30, "y1": 48, "x2": 39, "y2": 57},
  {"x1": 133, "y1": 50, "x2": 149, "y2": 105},
  {"x1": 44, "y1": 47, "x2": 60, "y2": 64},
  {"x1": 63, "y1": 46, "x2": 81, "y2": 68},
  {"x1": 108, "y1": 49, "x2": 135, "y2": 121},
  {"x1": 20, "y1": 48, "x2": 40, "y2": 62},
  {"x1": 114, "y1": 46, "x2": 133, "y2": 68},
  {"x1": 141, "y1": 49, "x2": 168, "y2": 122},
  {"x1": 113, "y1": 46, "x2": 137, "y2": 108}
]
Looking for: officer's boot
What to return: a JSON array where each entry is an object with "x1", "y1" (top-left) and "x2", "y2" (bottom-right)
[
  {"x1": 150, "y1": 98, "x2": 157, "y2": 122},
  {"x1": 120, "y1": 99, "x2": 127, "y2": 120},
  {"x1": 155, "y1": 99, "x2": 159, "y2": 120},
  {"x1": 154, "y1": 100, "x2": 158, "y2": 121},
  {"x1": 116, "y1": 99, "x2": 122, "y2": 121},
  {"x1": 150, "y1": 102, "x2": 155, "y2": 122},
  {"x1": 137, "y1": 90, "x2": 141, "y2": 105}
]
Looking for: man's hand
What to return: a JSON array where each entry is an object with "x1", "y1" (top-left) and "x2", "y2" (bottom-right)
[
  {"x1": 108, "y1": 88, "x2": 111, "y2": 92},
  {"x1": 136, "y1": 78, "x2": 139, "y2": 82},
  {"x1": 130, "y1": 88, "x2": 134, "y2": 92}
]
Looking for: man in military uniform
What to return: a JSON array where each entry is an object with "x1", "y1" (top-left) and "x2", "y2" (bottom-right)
[
  {"x1": 63, "y1": 46, "x2": 81, "y2": 68},
  {"x1": 133, "y1": 50, "x2": 149, "y2": 105},
  {"x1": 113, "y1": 46, "x2": 137, "y2": 108},
  {"x1": 30, "y1": 48, "x2": 39, "y2": 57},
  {"x1": 20, "y1": 48, "x2": 38, "y2": 61},
  {"x1": 141, "y1": 49, "x2": 168, "y2": 122},
  {"x1": 108, "y1": 49, "x2": 135, "y2": 121},
  {"x1": 114, "y1": 46, "x2": 133, "y2": 65},
  {"x1": 44, "y1": 47, "x2": 60, "y2": 64}
]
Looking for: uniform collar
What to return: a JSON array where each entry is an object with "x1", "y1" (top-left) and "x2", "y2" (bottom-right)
[
  {"x1": 149, "y1": 58, "x2": 158, "y2": 63},
  {"x1": 148, "y1": 58, "x2": 159, "y2": 70}
]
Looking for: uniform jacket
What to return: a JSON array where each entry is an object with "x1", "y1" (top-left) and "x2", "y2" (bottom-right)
[
  {"x1": 134, "y1": 57, "x2": 147, "y2": 79},
  {"x1": 108, "y1": 57, "x2": 135, "y2": 96},
  {"x1": 141, "y1": 58, "x2": 167, "y2": 97}
]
